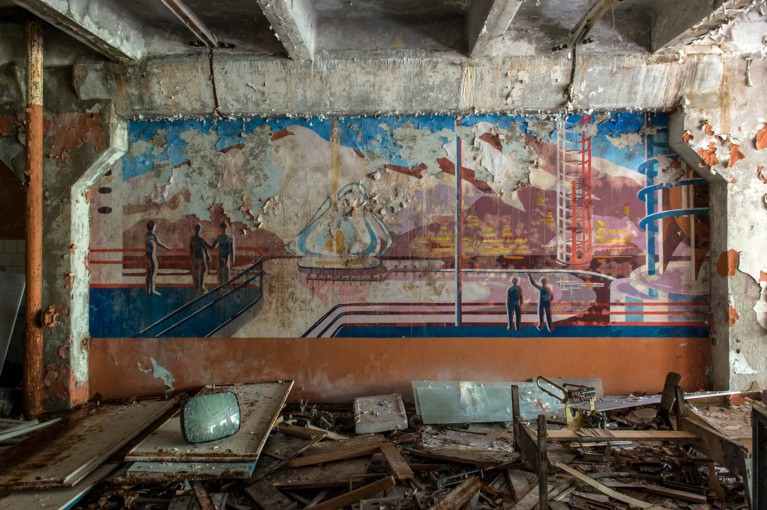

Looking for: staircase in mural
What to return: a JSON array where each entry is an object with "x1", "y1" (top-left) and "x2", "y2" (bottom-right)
[
  {"x1": 556, "y1": 114, "x2": 593, "y2": 268},
  {"x1": 136, "y1": 259, "x2": 264, "y2": 338}
]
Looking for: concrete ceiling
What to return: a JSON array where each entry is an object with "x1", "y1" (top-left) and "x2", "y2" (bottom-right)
[
  {"x1": 1, "y1": 0, "x2": 761, "y2": 64},
  {"x1": 0, "y1": 0, "x2": 764, "y2": 117}
]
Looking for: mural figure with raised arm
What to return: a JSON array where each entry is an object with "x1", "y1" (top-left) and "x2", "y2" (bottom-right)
[{"x1": 528, "y1": 273, "x2": 554, "y2": 332}]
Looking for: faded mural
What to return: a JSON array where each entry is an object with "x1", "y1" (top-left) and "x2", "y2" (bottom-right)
[{"x1": 89, "y1": 113, "x2": 710, "y2": 339}]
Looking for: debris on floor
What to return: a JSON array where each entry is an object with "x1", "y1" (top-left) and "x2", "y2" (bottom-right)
[{"x1": 0, "y1": 378, "x2": 759, "y2": 509}]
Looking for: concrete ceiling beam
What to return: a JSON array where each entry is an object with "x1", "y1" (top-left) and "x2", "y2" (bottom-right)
[
  {"x1": 73, "y1": 53, "x2": 725, "y2": 118},
  {"x1": 160, "y1": 0, "x2": 218, "y2": 48},
  {"x1": 256, "y1": 0, "x2": 316, "y2": 61},
  {"x1": 467, "y1": 0, "x2": 524, "y2": 57},
  {"x1": 652, "y1": 0, "x2": 755, "y2": 53},
  {"x1": 13, "y1": 0, "x2": 145, "y2": 64}
]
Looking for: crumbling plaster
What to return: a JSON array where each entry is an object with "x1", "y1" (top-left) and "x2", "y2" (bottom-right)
[
  {"x1": 0, "y1": 68, "x2": 122, "y2": 410},
  {"x1": 671, "y1": 57, "x2": 767, "y2": 391}
]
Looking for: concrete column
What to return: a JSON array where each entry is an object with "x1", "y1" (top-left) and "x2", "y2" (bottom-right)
[
  {"x1": 23, "y1": 19, "x2": 43, "y2": 419},
  {"x1": 670, "y1": 58, "x2": 767, "y2": 391}
]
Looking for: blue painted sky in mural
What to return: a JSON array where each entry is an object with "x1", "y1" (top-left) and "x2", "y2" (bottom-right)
[{"x1": 122, "y1": 113, "x2": 666, "y2": 181}]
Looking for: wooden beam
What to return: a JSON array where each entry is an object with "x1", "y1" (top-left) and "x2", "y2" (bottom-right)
[
  {"x1": 537, "y1": 415, "x2": 549, "y2": 510},
  {"x1": 22, "y1": 19, "x2": 43, "y2": 420},
  {"x1": 379, "y1": 443, "x2": 414, "y2": 481}
]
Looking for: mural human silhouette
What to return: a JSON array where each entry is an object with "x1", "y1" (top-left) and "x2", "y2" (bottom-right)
[
  {"x1": 145, "y1": 221, "x2": 170, "y2": 296},
  {"x1": 528, "y1": 273, "x2": 554, "y2": 332},
  {"x1": 210, "y1": 222, "x2": 235, "y2": 286},
  {"x1": 189, "y1": 224, "x2": 210, "y2": 292},
  {"x1": 506, "y1": 277, "x2": 523, "y2": 331}
]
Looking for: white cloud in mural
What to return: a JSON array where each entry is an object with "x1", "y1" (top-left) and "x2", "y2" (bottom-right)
[
  {"x1": 591, "y1": 157, "x2": 646, "y2": 188},
  {"x1": 607, "y1": 132, "x2": 643, "y2": 150}
]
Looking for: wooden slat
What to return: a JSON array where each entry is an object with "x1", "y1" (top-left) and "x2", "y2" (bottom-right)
[
  {"x1": 0, "y1": 398, "x2": 180, "y2": 490},
  {"x1": 245, "y1": 479, "x2": 297, "y2": 510},
  {"x1": 126, "y1": 381, "x2": 293, "y2": 462},
  {"x1": 602, "y1": 481, "x2": 707, "y2": 503},
  {"x1": 309, "y1": 476, "x2": 395, "y2": 510},
  {"x1": 546, "y1": 429, "x2": 699, "y2": 442},
  {"x1": 302, "y1": 434, "x2": 387, "y2": 455},
  {"x1": 287, "y1": 443, "x2": 383, "y2": 467},
  {"x1": 267, "y1": 458, "x2": 370, "y2": 489},
  {"x1": 553, "y1": 461, "x2": 653, "y2": 509},
  {"x1": 379, "y1": 443, "x2": 414, "y2": 480}
]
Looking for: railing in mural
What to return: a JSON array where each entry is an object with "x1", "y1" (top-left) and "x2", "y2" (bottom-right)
[
  {"x1": 136, "y1": 258, "x2": 264, "y2": 338},
  {"x1": 302, "y1": 300, "x2": 710, "y2": 338}
]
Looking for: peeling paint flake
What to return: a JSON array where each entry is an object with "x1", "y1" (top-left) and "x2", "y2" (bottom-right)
[{"x1": 756, "y1": 125, "x2": 767, "y2": 150}]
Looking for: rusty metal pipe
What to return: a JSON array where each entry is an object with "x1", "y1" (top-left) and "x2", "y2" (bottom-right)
[{"x1": 23, "y1": 19, "x2": 44, "y2": 419}]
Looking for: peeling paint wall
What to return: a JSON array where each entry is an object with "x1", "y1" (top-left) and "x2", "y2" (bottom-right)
[
  {"x1": 0, "y1": 98, "x2": 110, "y2": 410},
  {"x1": 89, "y1": 113, "x2": 710, "y2": 343},
  {"x1": 671, "y1": 57, "x2": 767, "y2": 391}
]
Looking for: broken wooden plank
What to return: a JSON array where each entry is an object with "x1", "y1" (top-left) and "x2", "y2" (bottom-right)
[
  {"x1": 309, "y1": 475, "x2": 395, "y2": 510},
  {"x1": 126, "y1": 381, "x2": 293, "y2": 462},
  {"x1": 267, "y1": 458, "x2": 371, "y2": 489},
  {"x1": 409, "y1": 447, "x2": 520, "y2": 469},
  {"x1": 277, "y1": 423, "x2": 327, "y2": 441},
  {"x1": 287, "y1": 443, "x2": 384, "y2": 467},
  {"x1": 0, "y1": 462, "x2": 117, "y2": 509},
  {"x1": 426, "y1": 476, "x2": 483, "y2": 510},
  {"x1": 251, "y1": 430, "x2": 324, "y2": 481},
  {"x1": 245, "y1": 479, "x2": 298, "y2": 510},
  {"x1": 107, "y1": 461, "x2": 256, "y2": 485},
  {"x1": 553, "y1": 461, "x2": 652, "y2": 509},
  {"x1": 601, "y1": 480, "x2": 707, "y2": 504},
  {"x1": 0, "y1": 398, "x2": 180, "y2": 490},
  {"x1": 545, "y1": 429, "x2": 698, "y2": 442},
  {"x1": 302, "y1": 434, "x2": 387, "y2": 455},
  {"x1": 379, "y1": 443, "x2": 414, "y2": 480},
  {"x1": 192, "y1": 481, "x2": 217, "y2": 510}
]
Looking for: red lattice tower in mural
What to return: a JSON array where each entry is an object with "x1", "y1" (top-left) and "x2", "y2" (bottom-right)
[{"x1": 556, "y1": 114, "x2": 593, "y2": 268}]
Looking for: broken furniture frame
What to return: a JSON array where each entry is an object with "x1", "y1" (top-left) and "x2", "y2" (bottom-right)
[{"x1": 512, "y1": 383, "x2": 710, "y2": 510}]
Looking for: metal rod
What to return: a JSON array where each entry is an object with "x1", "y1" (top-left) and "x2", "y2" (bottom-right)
[
  {"x1": 455, "y1": 120, "x2": 463, "y2": 326},
  {"x1": 538, "y1": 414, "x2": 549, "y2": 510},
  {"x1": 23, "y1": 19, "x2": 44, "y2": 419}
]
